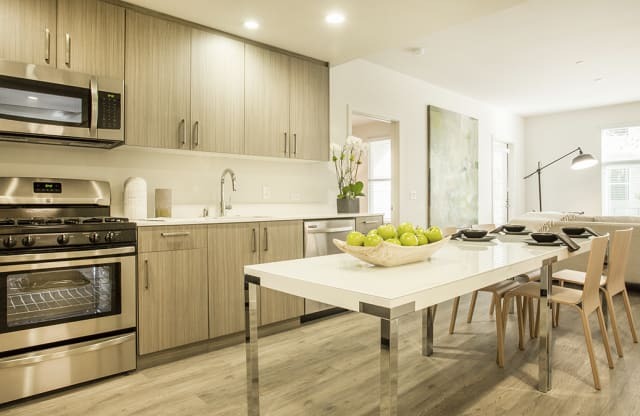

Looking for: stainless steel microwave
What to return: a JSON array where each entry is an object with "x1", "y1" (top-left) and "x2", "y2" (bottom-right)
[{"x1": 0, "y1": 59, "x2": 124, "y2": 148}]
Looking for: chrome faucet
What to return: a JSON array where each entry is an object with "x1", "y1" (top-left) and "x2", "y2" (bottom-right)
[{"x1": 220, "y1": 168, "x2": 238, "y2": 216}]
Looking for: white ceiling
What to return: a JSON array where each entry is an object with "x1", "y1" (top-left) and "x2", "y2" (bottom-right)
[
  {"x1": 125, "y1": 0, "x2": 640, "y2": 116},
  {"x1": 366, "y1": 0, "x2": 640, "y2": 116},
  {"x1": 124, "y1": 0, "x2": 523, "y2": 64}
]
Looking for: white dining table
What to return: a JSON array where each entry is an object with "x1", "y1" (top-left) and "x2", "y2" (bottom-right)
[{"x1": 243, "y1": 237, "x2": 592, "y2": 416}]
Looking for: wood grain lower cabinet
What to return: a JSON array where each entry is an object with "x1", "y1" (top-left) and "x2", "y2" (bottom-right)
[
  {"x1": 207, "y1": 220, "x2": 304, "y2": 337},
  {"x1": 0, "y1": 0, "x2": 57, "y2": 66}
]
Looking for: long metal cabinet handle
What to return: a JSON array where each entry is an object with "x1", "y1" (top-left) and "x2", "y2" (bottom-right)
[
  {"x1": 251, "y1": 228, "x2": 257, "y2": 253},
  {"x1": 65, "y1": 33, "x2": 71, "y2": 66},
  {"x1": 179, "y1": 119, "x2": 186, "y2": 145},
  {"x1": 362, "y1": 220, "x2": 380, "y2": 224},
  {"x1": 293, "y1": 133, "x2": 297, "y2": 156},
  {"x1": 307, "y1": 226, "x2": 354, "y2": 234},
  {"x1": 144, "y1": 259, "x2": 149, "y2": 289},
  {"x1": 89, "y1": 78, "x2": 98, "y2": 137},
  {"x1": 0, "y1": 333, "x2": 135, "y2": 369},
  {"x1": 263, "y1": 227, "x2": 268, "y2": 251},
  {"x1": 160, "y1": 232, "x2": 190, "y2": 237},
  {"x1": 193, "y1": 121, "x2": 199, "y2": 147},
  {"x1": 283, "y1": 132, "x2": 288, "y2": 156},
  {"x1": 44, "y1": 28, "x2": 51, "y2": 63}
]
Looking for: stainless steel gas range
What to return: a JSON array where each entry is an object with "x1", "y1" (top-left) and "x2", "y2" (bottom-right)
[{"x1": 0, "y1": 177, "x2": 136, "y2": 404}]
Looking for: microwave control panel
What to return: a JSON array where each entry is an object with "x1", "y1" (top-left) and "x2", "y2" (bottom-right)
[{"x1": 97, "y1": 91, "x2": 122, "y2": 130}]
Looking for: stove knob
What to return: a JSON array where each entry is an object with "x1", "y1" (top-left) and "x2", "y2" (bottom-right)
[
  {"x1": 104, "y1": 232, "x2": 115, "y2": 242},
  {"x1": 89, "y1": 232, "x2": 101, "y2": 243},
  {"x1": 3, "y1": 236, "x2": 17, "y2": 248},
  {"x1": 57, "y1": 234, "x2": 69, "y2": 245},
  {"x1": 22, "y1": 235, "x2": 35, "y2": 247}
]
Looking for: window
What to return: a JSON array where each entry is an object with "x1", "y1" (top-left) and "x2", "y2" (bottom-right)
[
  {"x1": 367, "y1": 139, "x2": 392, "y2": 222},
  {"x1": 601, "y1": 126, "x2": 640, "y2": 215}
]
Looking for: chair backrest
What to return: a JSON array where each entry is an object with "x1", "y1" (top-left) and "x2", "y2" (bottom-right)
[
  {"x1": 606, "y1": 228, "x2": 633, "y2": 296},
  {"x1": 582, "y1": 235, "x2": 610, "y2": 314}
]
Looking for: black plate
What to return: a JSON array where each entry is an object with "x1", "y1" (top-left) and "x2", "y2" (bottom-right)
[
  {"x1": 524, "y1": 239, "x2": 564, "y2": 246},
  {"x1": 530, "y1": 232, "x2": 558, "y2": 243},
  {"x1": 503, "y1": 224, "x2": 526, "y2": 232},
  {"x1": 503, "y1": 230, "x2": 531, "y2": 235},
  {"x1": 460, "y1": 235, "x2": 496, "y2": 242}
]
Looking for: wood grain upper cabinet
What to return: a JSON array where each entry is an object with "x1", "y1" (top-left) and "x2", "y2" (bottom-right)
[
  {"x1": 190, "y1": 29, "x2": 245, "y2": 153},
  {"x1": 208, "y1": 222, "x2": 259, "y2": 338},
  {"x1": 56, "y1": 0, "x2": 124, "y2": 78},
  {"x1": 244, "y1": 44, "x2": 290, "y2": 158},
  {"x1": 289, "y1": 57, "x2": 329, "y2": 161},
  {"x1": 259, "y1": 220, "x2": 304, "y2": 326},
  {"x1": 125, "y1": 10, "x2": 191, "y2": 149},
  {"x1": 0, "y1": 0, "x2": 57, "y2": 66}
]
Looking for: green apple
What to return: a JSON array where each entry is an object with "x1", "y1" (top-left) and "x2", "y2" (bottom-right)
[
  {"x1": 367, "y1": 229, "x2": 378, "y2": 237},
  {"x1": 397, "y1": 222, "x2": 415, "y2": 236},
  {"x1": 416, "y1": 233, "x2": 429, "y2": 245},
  {"x1": 415, "y1": 226, "x2": 426, "y2": 236},
  {"x1": 425, "y1": 226, "x2": 443, "y2": 243},
  {"x1": 377, "y1": 224, "x2": 397, "y2": 240},
  {"x1": 385, "y1": 238, "x2": 401, "y2": 245},
  {"x1": 399, "y1": 232, "x2": 419, "y2": 246},
  {"x1": 346, "y1": 231, "x2": 366, "y2": 246},
  {"x1": 364, "y1": 234, "x2": 383, "y2": 247}
]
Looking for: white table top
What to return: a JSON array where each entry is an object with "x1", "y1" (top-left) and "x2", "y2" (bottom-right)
[{"x1": 244, "y1": 238, "x2": 592, "y2": 313}]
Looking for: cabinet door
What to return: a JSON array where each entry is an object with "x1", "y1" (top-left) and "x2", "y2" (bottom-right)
[
  {"x1": 208, "y1": 222, "x2": 259, "y2": 338},
  {"x1": 125, "y1": 10, "x2": 190, "y2": 149},
  {"x1": 191, "y1": 29, "x2": 244, "y2": 153},
  {"x1": 0, "y1": 0, "x2": 56, "y2": 66},
  {"x1": 56, "y1": 0, "x2": 124, "y2": 79},
  {"x1": 138, "y1": 249, "x2": 208, "y2": 355},
  {"x1": 259, "y1": 220, "x2": 304, "y2": 326},
  {"x1": 244, "y1": 44, "x2": 290, "y2": 158},
  {"x1": 289, "y1": 58, "x2": 329, "y2": 161}
]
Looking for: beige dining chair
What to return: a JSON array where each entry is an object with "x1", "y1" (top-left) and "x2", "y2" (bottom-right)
[
  {"x1": 554, "y1": 228, "x2": 637, "y2": 357},
  {"x1": 502, "y1": 235, "x2": 614, "y2": 390}
]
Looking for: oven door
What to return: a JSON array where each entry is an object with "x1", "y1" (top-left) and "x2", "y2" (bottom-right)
[{"x1": 0, "y1": 250, "x2": 135, "y2": 354}]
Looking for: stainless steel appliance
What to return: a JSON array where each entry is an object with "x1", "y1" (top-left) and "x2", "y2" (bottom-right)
[
  {"x1": 0, "y1": 60, "x2": 124, "y2": 148},
  {"x1": 303, "y1": 218, "x2": 354, "y2": 316},
  {"x1": 0, "y1": 177, "x2": 136, "y2": 404}
]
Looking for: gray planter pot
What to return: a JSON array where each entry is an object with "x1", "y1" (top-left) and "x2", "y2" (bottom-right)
[{"x1": 336, "y1": 198, "x2": 360, "y2": 213}]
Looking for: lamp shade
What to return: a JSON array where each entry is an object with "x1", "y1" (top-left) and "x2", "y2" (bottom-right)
[{"x1": 571, "y1": 152, "x2": 598, "y2": 170}]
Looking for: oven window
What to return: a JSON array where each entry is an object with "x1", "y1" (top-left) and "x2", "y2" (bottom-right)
[
  {"x1": 3, "y1": 263, "x2": 121, "y2": 331},
  {"x1": 0, "y1": 75, "x2": 90, "y2": 127}
]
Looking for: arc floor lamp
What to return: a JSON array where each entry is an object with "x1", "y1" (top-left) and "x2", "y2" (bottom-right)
[{"x1": 524, "y1": 147, "x2": 598, "y2": 211}]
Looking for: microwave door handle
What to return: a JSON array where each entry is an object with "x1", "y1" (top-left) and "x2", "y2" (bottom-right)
[{"x1": 90, "y1": 78, "x2": 98, "y2": 138}]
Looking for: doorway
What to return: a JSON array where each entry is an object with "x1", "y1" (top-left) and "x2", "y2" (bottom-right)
[
  {"x1": 492, "y1": 140, "x2": 510, "y2": 224},
  {"x1": 349, "y1": 111, "x2": 399, "y2": 224}
]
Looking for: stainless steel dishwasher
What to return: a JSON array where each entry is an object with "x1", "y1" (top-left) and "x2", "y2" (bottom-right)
[{"x1": 303, "y1": 218, "x2": 355, "y2": 316}]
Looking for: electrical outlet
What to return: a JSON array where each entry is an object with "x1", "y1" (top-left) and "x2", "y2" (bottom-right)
[
  {"x1": 410, "y1": 190, "x2": 417, "y2": 200},
  {"x1": 262, "y1": 185, "x2": 271, "y2": 200}
]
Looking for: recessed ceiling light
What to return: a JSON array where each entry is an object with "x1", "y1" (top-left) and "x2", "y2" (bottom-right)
[
  {"x1": 243, "y1": 20, "x2": 259, "y2": 30},
  {"x1": 27, "y1": 96, "x2": 38, "y2": 101},
  {"x1": 325, "y1": 12, "x2": 345, "y2": 24}
]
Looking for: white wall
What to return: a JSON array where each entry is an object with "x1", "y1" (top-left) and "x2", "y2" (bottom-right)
[
  {"x1": 331, "y1": 59, "x2": 525, "y2": 226},
  {"x1": 523, "y1": 101, "x2": 640, "y2": 214}
]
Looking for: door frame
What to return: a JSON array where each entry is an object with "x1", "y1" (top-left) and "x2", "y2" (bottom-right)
[
  {"x1": 491, "y1": 138, "x2": 511, "y2": 224},
  {"x1": 347, "y1": 107, "x2": 400, "y2": 224}
]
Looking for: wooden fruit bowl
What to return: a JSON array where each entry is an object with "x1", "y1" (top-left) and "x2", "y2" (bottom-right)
[{"x1": 333, "y1": 236, "x2": 450, "y2": 267}]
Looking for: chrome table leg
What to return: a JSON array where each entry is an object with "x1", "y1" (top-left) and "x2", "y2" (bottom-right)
[
  {"x1": 380, "y1": 318, "x2": 399, "y2": 416},
  {"x1": 245, "y1": 280, "x2": 260, "y2": 415},
  {"x1": 422, "y1": 306, "x2": 435, "y2": 356},
  {"x1": 538, "y1": 256, "x2": 557, "y2": 393}
]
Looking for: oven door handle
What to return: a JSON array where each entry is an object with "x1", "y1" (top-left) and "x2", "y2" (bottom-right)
[
  {"x1": 0, "y1": 246, "x2": 136, "y2": 265},
  {"x1": 0, "y1": 333, "x2": 135, "y2": 368}
]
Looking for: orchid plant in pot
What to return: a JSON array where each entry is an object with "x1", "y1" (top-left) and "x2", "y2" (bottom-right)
[{"x1": 331, "y1": 136, "x2": 367, "y2": 213}]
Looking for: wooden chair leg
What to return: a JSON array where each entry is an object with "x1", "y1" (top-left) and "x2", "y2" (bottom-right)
[
  {"x1": 449, "y1": 296, "x2": 460, "y2": 334},
  {"x1": 622, "y1": 290, "x2": 639, "y2": 343},
  {"x1": 494, "y1": 294, "x2": 505, "y2": 368},
  {"x1": 467, "y1": 291, "x2": 478, "y2": 323},
  {"x1": 579, "y1": 307, "x2": 601, "y2": 390},
  {"x1": 554, "y1": 281, "x2": 564, "y2": 327},
  {"x1": 596, "y1": 306, "x2": 615, "y2": 369},
  {"x1": 603, "y1": 289, "x2": 624, "y2": 357},
  {"x1": 527, "y1": 297, "x2": 535, "y2": 339},
  {"x1": 516, "y1": 296, "x2": 525, "y2": 351},
  {"x1": 489, "y1": 296, "x2": 495, "y2": 317}
]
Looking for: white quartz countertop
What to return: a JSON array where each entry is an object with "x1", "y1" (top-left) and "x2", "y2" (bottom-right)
[
  {"x1": 244, "y1": 237, "x2": 592, "y2": 312},
  {"x1": 133, "y1": 212, "x2": 382, "y2": 227}
]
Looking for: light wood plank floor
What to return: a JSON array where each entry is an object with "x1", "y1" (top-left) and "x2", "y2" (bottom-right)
[{"x1": 3, "y1": 291, "x2": 640, "y2": 415}]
